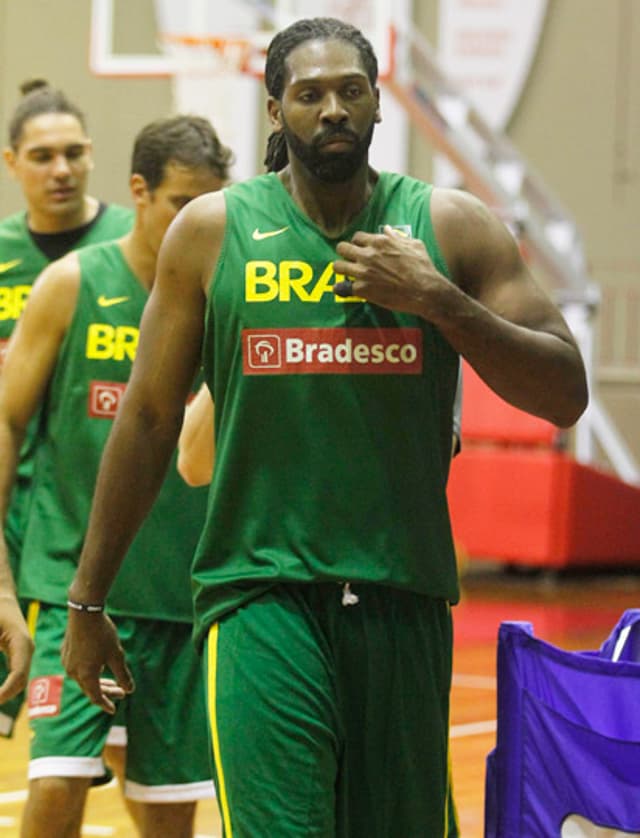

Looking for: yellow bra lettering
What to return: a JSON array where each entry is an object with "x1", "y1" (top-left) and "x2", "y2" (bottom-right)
[
  {"x1": 0, "y1": 285, "x2": 32, "y2": 320},
  {"x1": 245, "y1": 261, "x2": 346, "y2": 303},
  {"x1": 279, "y1": 261, "x2": 314, "y2": 302},
  {"x1": 246, "y1": 261, "x2": 278, "y2": 302},
  {"x1": 86, "y1": 324, "x2": 139, "y2": 361},
  {"x1": 309, "y1": 263, "x2": 337, "y2": 302}
]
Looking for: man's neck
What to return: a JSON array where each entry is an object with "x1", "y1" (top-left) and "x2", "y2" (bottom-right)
[
  {"x1": 119, "y1": 227, "x2": 156, "y2": 291},
  {"x1": 280, "y1": 163, "x2": 378, "y2": 238}
]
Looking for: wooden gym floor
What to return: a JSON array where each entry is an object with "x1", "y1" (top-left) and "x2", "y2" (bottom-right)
[{"x1": 2, "y1": 564, "x2": 639, "y2": 837}]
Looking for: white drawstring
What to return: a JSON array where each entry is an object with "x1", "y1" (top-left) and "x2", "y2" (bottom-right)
[{"x1": 341, "y1": 582, "x2": 359, "y2": 606}]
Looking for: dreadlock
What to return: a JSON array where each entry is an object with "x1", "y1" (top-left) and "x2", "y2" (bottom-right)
[{"x1": 263, "y1": 17, "x2": 378, "y2": 172}]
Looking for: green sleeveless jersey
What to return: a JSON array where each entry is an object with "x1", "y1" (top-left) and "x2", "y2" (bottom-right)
[
  {"x1": 192, "y1": 171, "x2": 460, "y2": 642},
  {"x1": 18, "y1": 240, "x2": 208, "y2": 622},
  {"x1": 0, "y1": 204, "x2": 133, "y2": 575}
]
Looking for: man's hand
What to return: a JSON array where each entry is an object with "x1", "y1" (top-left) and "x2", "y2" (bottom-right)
[
  {"x1": 61, "y1": 609, "x2": 134, "y2": 714},
  {"x1": 0, "y1": 594, "x2": 34, "y2": 703},
  {"x1": 333, "y1": 226, "x2": 449, "y2": 318}
]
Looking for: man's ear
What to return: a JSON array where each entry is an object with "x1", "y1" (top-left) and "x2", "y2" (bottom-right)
[
  {"x1": 267, "y1": 96, "x2": 284, "y2": 132},
  {"x1": 2, "y1": 146, "x2": 17, "y2": 178},
  {"x1": 129, "y1": 173, "x2": 149, "y2": 206},
  {"x1": 85, "y1": 140, "x2": 95, "y2": 171}
]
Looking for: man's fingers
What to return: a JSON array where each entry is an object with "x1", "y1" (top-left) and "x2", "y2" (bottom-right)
[
  {"x1": 0, "y1": 633, "x2": 34, "y2": 702},
  {"x1": 0, "y1": 670, "x2": 26, "y2": 704},
  {"x1": 98, "y1": 677, "x2": 127, "y2": 700},
  {"x1": 76, "y1": 672, "x2": 118, "y2": 714},
  {"x1": 336, "y1": 240, "x2": 360, "y2": 261},
  {"x1": 107, "y1": 655, "x2": 135, "y2": 695}
]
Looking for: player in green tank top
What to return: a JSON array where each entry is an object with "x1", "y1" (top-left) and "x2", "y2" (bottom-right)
[
  {"x1": 61, "y1": 17, "x2": 587, "y2": 838},
  {"x1": 0, "y1": 114, "x2": 232, "y2": 837},
  {"x1": 0, "y1": 80, "x2": 132, "y2": 736}
]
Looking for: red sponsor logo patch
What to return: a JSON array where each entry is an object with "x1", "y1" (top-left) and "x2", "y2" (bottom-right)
[
  {"x1": 89, "y1": 380, "x2": 126, "y2": 418},
  {"x1": 28, "y1": 675, "x2": 64, "y2": 718},
  {"x1": 242, "y1": 328, "x2": 423, "y2": 375}
]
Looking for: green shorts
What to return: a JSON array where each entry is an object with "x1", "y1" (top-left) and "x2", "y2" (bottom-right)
[
  {"x1": 205, "y1": 583, "x2": 454, "y2": 838},
  {"x1": 28, "y1": 604, "x2": 215, "y2": 803}
]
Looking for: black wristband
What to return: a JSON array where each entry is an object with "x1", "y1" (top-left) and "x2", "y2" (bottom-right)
[{"x1": 67, "y1": 599, "x2": 105, "y2": 614}]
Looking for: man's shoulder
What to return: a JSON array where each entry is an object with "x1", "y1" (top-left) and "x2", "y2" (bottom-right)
[
  {"x1": 100, "y1": 202, "x2": 133, "y2": 221},
  {"x1": 226, "y1": 172, "x2": 278, "y2": 199},
  {"x1": 75, "y1": 239, "x2": 125, "y2": 284},
  {"x1": 88, "y1": 203, "x2": 133, "y2": 237},
  {"x1": 0, "y1": 211, "x2": 28, "y2": 240}
]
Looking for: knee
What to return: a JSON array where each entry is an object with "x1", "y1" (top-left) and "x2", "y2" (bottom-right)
[
  {"x1": 137, "y1": 801, "x2": 197, "y2": 838},
  {"x1": 24, "y1": 776, "x2": 89, "y2": 835},
  {"x1": 29, "y1": 776, "x2": 82, "y2": 810}
]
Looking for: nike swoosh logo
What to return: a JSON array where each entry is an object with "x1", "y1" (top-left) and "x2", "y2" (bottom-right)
[
  {"x1": 0, "y1": 259, "x2": 22, "y2": 274},
  {"x1": 98, "y1": 295, "x2": 130, "y2": 307},
  {"x1": 252, "y1": 226, "x2": 289, "y2": 241}
]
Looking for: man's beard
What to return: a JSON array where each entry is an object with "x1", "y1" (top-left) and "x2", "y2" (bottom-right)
[{"x1": 282, "y1": 116, "x2": 376, "y2": 183}]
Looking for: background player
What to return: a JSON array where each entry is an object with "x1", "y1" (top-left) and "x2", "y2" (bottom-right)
[
  {"x1": 0, "y1": 114, "x2": 232, "y2": 837},
  {"x1": 0, "y1": 79, "x2": 132, "y2": 725},
  {"x1": 62, "y1": 17, "x2": 587, "y2": 837}
]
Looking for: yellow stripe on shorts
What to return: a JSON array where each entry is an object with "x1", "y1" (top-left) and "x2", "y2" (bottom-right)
[
  {"x1": 27, "y1": 601, "x2": 40, "y2": 637},
  {"x1": 208, "y1": 623, "x2": 233, "y2": 837}
]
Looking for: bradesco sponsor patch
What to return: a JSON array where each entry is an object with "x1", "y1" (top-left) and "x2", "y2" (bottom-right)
[
  {"x1": 88, "y1": 380, "x2": 126, "y2": 418},
  {"x1": 28, "y1": 675, "x2": 64, "y2": 718},
  {"x1": 243, "y1": 328, "x2": 422, "y2": 375}
]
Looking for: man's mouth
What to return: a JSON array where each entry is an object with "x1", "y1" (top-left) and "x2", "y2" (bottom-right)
[
  {"x1": 318, "y1": 135, "x2": 356, "y2": 152},
  {"x1": 49, "y1": 187, "x2": 75, "y2": 200}
]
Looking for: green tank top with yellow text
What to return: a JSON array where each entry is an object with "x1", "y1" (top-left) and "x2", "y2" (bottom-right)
[
  {"x1": 192, "y1": 171, "x2": 460, "y2": 643},
  {"x1": 19, "y1": 240, "x2": 207, "y2": 621}
]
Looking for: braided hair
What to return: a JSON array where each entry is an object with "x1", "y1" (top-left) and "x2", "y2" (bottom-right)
[{"x1": 263, "y1": 17, "x2": 378, "y2": 172}]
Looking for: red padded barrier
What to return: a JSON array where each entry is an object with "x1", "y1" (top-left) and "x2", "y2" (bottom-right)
[
  {"x1": 460, "y1": 361, "x2": 558, "y2": 446},
  {"x1": 447, "y1": 448, "x2": 640, "y2": 567}
]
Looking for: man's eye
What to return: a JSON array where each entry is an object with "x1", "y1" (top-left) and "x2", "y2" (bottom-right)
[{"x1": 66, "y1": 148, "x2": 86, "y2": 161}]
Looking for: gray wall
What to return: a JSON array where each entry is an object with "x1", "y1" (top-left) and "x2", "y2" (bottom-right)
[{"x1": 1, "y1": 0, "x2": 639, "y2": 462}]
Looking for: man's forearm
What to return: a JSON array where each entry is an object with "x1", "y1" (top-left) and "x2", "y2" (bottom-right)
[
  {"x1": 424, "y1": 284, "x2": 587, "y2": 428},
  {"x1": 0, "y1": 419, "x2": 25, "y2": 528}
]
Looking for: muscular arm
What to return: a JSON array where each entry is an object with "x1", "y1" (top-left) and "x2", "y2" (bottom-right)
[
  {"x1": 63, "y1": 191, "x2": 226, "y2": 709},
  {"x1": 177, "y1": 382, "x2": 215, "y2": 487},
  {"x1": 0, "y1": 255, "x2": 79, "y2": 700},
  {"x1": 334, "y1": 187, "x2": 588, "y2": 427}
]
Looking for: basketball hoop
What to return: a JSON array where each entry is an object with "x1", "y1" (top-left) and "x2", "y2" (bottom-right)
[{"x1": 160, "y1": 31, "x2": 270, "y2": 78}]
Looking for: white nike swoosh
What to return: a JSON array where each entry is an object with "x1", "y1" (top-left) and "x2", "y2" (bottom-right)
[
  {"x1": 98, "y1": 295, "x2": 130, "y2": 307},
  {"x1": 252, "y1": 226, "x2": 290, "y2": 241},
  {"x1": 0, "y1": 259, "x2": 22, "y2": 274}
]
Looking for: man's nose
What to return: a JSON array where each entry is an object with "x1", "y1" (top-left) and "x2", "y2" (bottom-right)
[
  {"x1": 51, "y1": 153, "x2": 72, "y2": 177},
  {"x1": 320, "y1": 92, "x2": 348, "y2": 122}
]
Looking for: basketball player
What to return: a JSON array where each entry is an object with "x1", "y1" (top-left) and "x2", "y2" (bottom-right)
[
  {"x1": 63, "y1": 18, "x2": 587, "y2": 836},
  {"x1": 0, "y1": 80, "x2": 132, "y2": 727}
]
